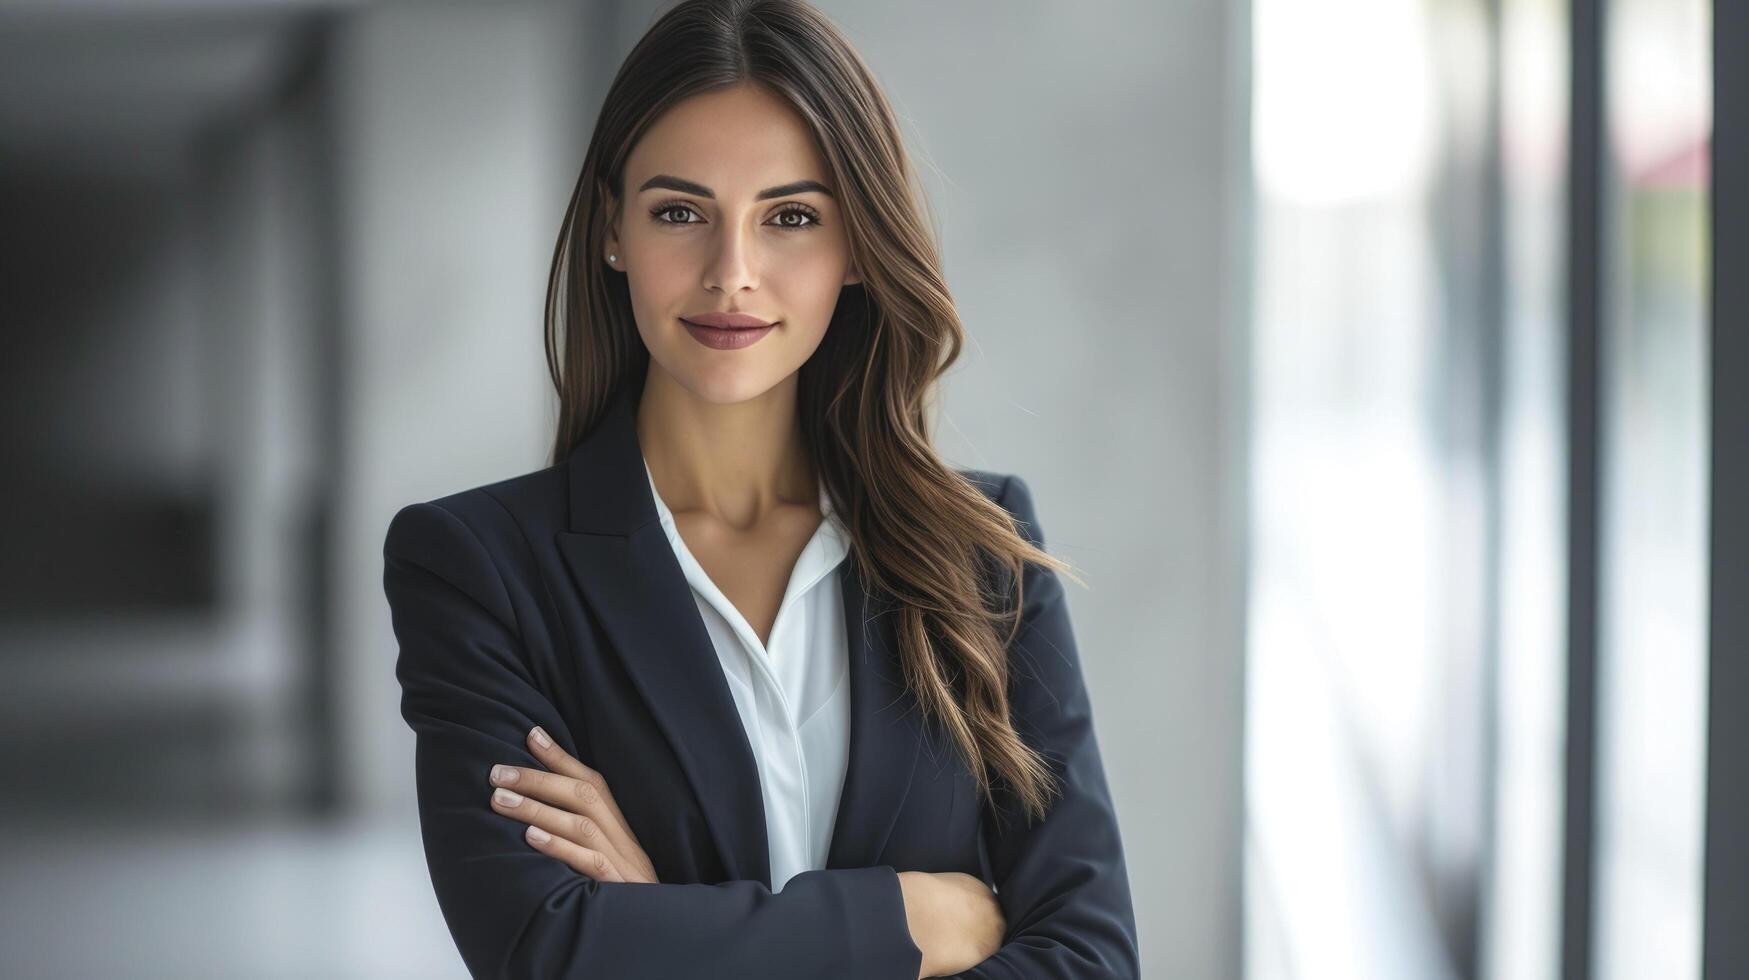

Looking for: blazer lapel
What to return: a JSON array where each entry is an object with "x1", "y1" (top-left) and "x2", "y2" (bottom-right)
[
  {"x1": 552, "y1": 377, "x2": 921, "y2": 887},
  {"x1": 554, "y1": 381, "x2": 771, "y2": 885},
  {"x1": 826, "y1": 557, "x2": 922, "y2": 870}
]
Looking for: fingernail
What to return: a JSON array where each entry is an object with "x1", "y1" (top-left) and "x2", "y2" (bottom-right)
[
  {"x1": 491, "y1": 765, "x2": 518, "y2": 785},
  {"x1": 527, "y1": 825, "x2": 551, "y2": 844},
  {"x1": 530, "y1": 726, "x2": 552, "y2": 749},
  {"x1": 493, "y1": 788, "x2": 523, "y2": 807}
]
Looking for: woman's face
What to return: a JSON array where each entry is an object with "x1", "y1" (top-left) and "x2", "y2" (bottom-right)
[{"x1": 606, "y1": 83, "x2": 860, "y2": 406}]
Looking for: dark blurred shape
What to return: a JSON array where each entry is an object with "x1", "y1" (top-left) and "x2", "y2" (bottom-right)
[
  {"x1": 0, "y1": 6, "x2": 338, "y2": 826},
  {"x1": 0, "y1": 473, "x2": 217, "y2": 614}
]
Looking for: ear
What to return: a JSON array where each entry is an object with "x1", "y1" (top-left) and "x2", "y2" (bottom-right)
[
  {"x1": 603, "y1": 217, "x2": 623, "y2": 271},
  {"x1": 844, "y1": 266, "x2": 862, "y2": 286},
  {"x1": 599, "y1": 182, "x2": 624, "y2": 270}
]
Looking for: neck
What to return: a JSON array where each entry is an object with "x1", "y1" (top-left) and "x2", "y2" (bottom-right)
[{"x1": 635, "y1": 366, "x2": 818, "y2": 531}]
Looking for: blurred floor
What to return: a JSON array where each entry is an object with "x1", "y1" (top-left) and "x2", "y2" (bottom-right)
[{"x1": 0, "y1": 815, "x2": 461, "y2": 979}]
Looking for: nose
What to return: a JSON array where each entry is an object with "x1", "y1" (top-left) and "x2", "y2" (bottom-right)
[{"x1": 701, "y1": 219, "x2": 760, "y2": 295}]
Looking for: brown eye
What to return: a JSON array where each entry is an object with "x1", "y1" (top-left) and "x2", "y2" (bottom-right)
[
  {"x1": 771, "y1": 204, "x2": 822, "y2": 230},
  {"x1": 650, "y1": 202, "x2": 702, "y2": 225}
]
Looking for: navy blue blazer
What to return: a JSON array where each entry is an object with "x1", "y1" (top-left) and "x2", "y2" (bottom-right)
[{"x1": 382, "y1": 381, "x2": 1139, "y2": 979}]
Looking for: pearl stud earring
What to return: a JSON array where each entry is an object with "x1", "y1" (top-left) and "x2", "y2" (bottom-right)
[{"x1": 608, "y1": 254, "x2": 617, "y2": 264}]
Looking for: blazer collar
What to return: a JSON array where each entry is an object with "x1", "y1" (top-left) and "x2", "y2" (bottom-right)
[{"x1": 552, "y1": 379, "x2": 921, "y2": 887}]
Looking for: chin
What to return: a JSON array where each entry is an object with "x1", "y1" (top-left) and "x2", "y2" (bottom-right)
[{"x1": 669, "y1": 362, "x2": 788, "y2": 407}]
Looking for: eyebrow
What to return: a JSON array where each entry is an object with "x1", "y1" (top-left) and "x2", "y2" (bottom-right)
[{"x1": 637, "y1": 174, "x2": 834, "y2": 200}]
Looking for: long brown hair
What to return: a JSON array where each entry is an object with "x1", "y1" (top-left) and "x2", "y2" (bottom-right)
[{"x1": 543, "y1": 0, "x2": 1084, "y2": 827}]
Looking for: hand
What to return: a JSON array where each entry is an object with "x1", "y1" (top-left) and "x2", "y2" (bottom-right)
[
  {"x1": 897, "y1": 870, "x2": 1006, "y2": 978},
  {"x1": 488, "y1": 726, "x2": 660, "y2": 883}
]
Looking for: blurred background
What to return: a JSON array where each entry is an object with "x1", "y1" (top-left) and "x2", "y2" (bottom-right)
[{"x1": 0, "y1": 0, "x2": 1739, "y2": 977}]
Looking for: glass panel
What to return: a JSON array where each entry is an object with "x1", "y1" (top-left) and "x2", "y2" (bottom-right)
[
  {"x1": 1245, "y1": 0, "x2": 1496, "y2": 975},
  {"x1": 1482, "y1": 0, "x2": 1569, "y2": 977},
  {"x1": 1593, "y1": 1, "x2": 1712, "y2": 978}
]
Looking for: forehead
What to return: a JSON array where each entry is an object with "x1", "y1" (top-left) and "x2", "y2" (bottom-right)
[{"x1": 627, "y1": 84, "x2": 830, "y2": 194}]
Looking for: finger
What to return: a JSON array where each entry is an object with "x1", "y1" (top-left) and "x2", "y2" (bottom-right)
[
  {"x1": 490, "y1": 762, "x2": 658, "y2": 883},
  {"x1": 490, "y1": 786, "x2": 633, "y2": 875},
  {"x1": 522, "y1": 729, "x2": 659, "y2": 881},
  {"x1": 525, "y1": 824, "x2": 626, "y2": 882},
  {"x1": 525, "y1": 728, "x2": 645, "y2": 849}
]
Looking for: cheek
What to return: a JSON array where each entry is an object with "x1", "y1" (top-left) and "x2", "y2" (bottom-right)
[
  {"x1": 624, "y1": 258, "x2": 691, "y2": 333},
  {"x1": 780, "y1": 248, "x2": 853, "y2": 324}
]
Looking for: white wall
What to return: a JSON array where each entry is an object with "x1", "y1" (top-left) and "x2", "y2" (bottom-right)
[{"x1": 330, "y1": 0, "x2": 593, "y2": 813}]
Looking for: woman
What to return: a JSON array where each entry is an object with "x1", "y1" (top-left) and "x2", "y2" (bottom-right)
[{"x1": 382, "y1": 1, "x2": 1139, "y2": 977}]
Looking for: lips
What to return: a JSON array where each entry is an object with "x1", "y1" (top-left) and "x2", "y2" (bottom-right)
[
  {"x1": 681, "y1": 316, "x2": 776, "y2": 350},
  {"x1": 680, "y1": 312, "x2": 775, "y2": 329}
]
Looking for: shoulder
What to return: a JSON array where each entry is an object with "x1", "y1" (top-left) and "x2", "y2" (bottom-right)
[
  {"x1": 954, "y1": 466, "x2": 1015, "y2": 505},
  {"x1": 383, "y1": 462, "x2": 567, "y2": 569},
  {"x1": 955, "y1": 466, "x2": 1044, "y2": 545}
]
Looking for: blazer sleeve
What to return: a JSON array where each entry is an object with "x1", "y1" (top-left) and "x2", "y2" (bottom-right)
[
  {"x1": 383, "y1": 500, "x2": 924, "y2": 980},
  {"x1": 952, "y1": 474, "x2": 1141, "y2": 979}
]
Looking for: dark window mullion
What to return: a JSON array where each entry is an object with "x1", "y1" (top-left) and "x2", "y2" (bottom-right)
[
  {"x1": 1562, "y1": 0, "x2": 1604, "y2": 976},
  {"x1": 1703, "y1": 0, "x2": 1746, "y2": 976}
]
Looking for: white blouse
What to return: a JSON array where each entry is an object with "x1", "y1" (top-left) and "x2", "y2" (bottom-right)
[{"x1": 641, "y1": 456, "x2": 853, "y2": 893}]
